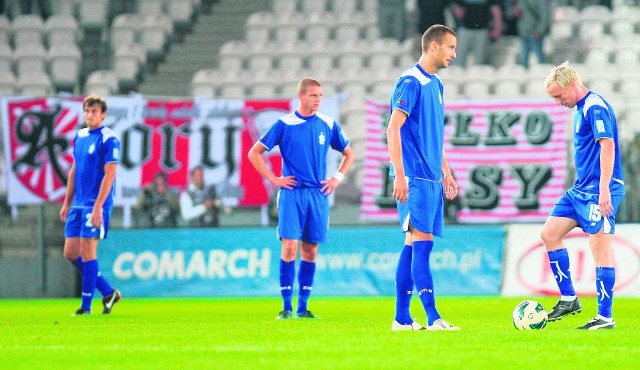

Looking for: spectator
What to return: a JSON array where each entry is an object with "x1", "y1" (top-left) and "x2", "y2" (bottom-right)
[
  {"x1": 19, "y1": 0, "x2": 51, "y2": 19},
  {"x1": 378, "y1": 0, "x2": 407, "y2": 42},
  {"x1": 179, "y1": 166, "x2": 222, "y2": 227},
  {"x1": 136, "y1": 172, "x2": 180, "y2": 227},
  {"x1": 517, "y1": 0, "x2": 551, "y2": 68},
  {"x1": 413, "y1": 0, "x2": 452, "y2": 57},
  {"x1": 502, "y1": 0, "x2": 520, "y2": 36},
  {"x1": 452, "y1": 0, "x2": 503, "y2": 66}
]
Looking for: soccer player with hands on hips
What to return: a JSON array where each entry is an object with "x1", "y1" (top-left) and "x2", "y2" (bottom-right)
[
  {"x1": 248, "y1": 78, "x2": 355, "y2": 320},
  {"x1": 541, "y1": 62, "x2": 624, "y2": 330},
  {"x1": 387, "y1": 25, "x2": 460, "y2": 331},
  {"x1": 60, "y1": 95, "x2": 122, "y2": 316}
]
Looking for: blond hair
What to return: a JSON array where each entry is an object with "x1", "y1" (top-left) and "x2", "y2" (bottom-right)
[
  {"x1": 544, "y1": 61, "x2": 583, "y2": 90},
  {"x1": 298, "y1": 77, "x2": 322, "y2": 95},
  {"x1": 83, "y1": 94, "x2": 107, "y2": 112}
]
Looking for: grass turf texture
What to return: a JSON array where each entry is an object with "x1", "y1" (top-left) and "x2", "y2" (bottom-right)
[{"x1": 1, "y1": 297, "x2": 639, "y2": 369}]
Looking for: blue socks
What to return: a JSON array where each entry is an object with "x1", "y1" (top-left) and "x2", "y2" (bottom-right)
[
  {"x1": 596, "y1": 267, "x2": 615, "y2": 318},
  {"x1": 547, "y1": 248, "x2": 576, "y2": 297},
  {"x1": 394, "y1": 244, "x2": 414, "y2": 325},
  {"x1": 412, "y1": 240, "x2": 440, "y2": 325},
  {"x1": 279, "y1": 259, "x2": 295, "y2": 312},
  {"x1": 81, "y1": 259, "x2": 99, "y2": 312},
  {"x1": 72, "y1": 257, "x2": 114, "y2": 297},
  {"x1": 297, "y1": 260, "x2": 316, "y2": 314}
]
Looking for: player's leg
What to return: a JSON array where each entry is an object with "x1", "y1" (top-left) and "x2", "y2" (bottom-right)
[
  {"x1": 294, "y1": 188, "x2": 328, "y2": 319},
  {"x1": 275, "y1": 189, "x2": 301, "y2": 319},
  {"x1": 541, "y1": 193, "x2": 582, "y2": 321},
  {"x1": 576, "y1": 195, "x2": 622, "y2": 330},
  {"x1": 75, "y1": 237, "x2": 99, "y2": 314},
  {"x1": 296, "y1": 241, "x2": 318, "y2": 318}
]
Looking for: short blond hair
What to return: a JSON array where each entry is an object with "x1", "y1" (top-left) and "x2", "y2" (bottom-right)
[
  {"x1": 297, "y1": 77, "x2": 322, "y2": 95},
  {"x1": 544, "y1": 61, "x2": 583, "y2": 90}
]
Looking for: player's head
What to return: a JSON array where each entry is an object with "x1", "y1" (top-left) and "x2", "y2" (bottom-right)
[
  {"x1": 544, "y1": 62, "x2": 586, "y2": 108},
  {"x1": 82, "y1": 94, "x2": 107, "y2": 130},
  {"x1": 421, "y1": 24, "x2": 457, "y2": 69},
  {"x1": 297, "y1": 77, "x2": 323, "y2": 115}
]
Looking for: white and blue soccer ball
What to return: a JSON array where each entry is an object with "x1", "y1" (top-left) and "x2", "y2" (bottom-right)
[{"x1": 512, "y1": 300, "x2": 548, "y2": 330}]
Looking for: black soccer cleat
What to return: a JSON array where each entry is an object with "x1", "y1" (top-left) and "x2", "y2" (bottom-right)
[
  {"x1": 102, "y1": 289, "x2": 122, "y2": 314},
  {"x1": 276, "y1": 310, "x2": 292, "y2": 320},
  {"x1": 72, "y1": 308, "x2": 91, "y2": 316},
  {"x1": 548, "y1": 298, "x2": 582, "y2": 321},
  {"x1": 576, "y1": 317, "x2": 616, "y2": 330},
  {"x1": 294, "y1": 310, "x2": 319, "y2": 319}
]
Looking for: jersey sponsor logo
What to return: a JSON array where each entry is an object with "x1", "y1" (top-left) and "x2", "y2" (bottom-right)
[{"x1": 319, "y1": 132, "x2": 326, "y2": 145}]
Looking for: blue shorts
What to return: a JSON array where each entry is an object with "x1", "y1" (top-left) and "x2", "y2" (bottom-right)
[
  {"x1": 396, "y1": 177, "x2": 444, "y2": 237},
  {"x1": 277, "y1": 187, "x2": 329, "y2": 244},
  {"x1": 550, "y1": 188, "x2": 623, "y2": 234},
  {"x1": 64, "y1": 206, "x2": 112, "y2": 239}
]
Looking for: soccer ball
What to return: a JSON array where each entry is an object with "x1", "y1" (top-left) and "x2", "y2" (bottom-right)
[{"x1": 512, "y1": 300, "x2": 548, "y2": 330}]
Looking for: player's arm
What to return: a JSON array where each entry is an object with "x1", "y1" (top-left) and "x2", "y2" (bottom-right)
[
  {"x1": 60, "y1": 160, "x2": 76, "y2": 222},
  {"x1": 247, "y1": 142, "x2": 297, "y2": 189},
  {"x1": 321, "y1": 145, "x2": 355, "y2": 195},
  {"x1": 442, "y1": 151, "x2": 458, "y2": 200},
  {"x1": 489, "y1": 2, "x2": 503, "y2": 40},
  {"x1": 90, "y1": 162, "x2": 117, "y2": 228},
  {"x1": 598, "y1": 137, "x2": 615, "y2": 217},
  {"x1": 387, "y1": 108, "x2": 408, "y2": 203}
]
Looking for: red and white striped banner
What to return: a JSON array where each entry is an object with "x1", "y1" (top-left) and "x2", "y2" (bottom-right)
[{"x1": 360, "y1": 99, "x2": 570, "y2": 223}]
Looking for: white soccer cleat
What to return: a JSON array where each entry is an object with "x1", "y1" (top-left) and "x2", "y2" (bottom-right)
[
  {"x1": 426, "y1": 318, "x2": 460, "y2": 331},
  {"x1": 391, "y1": 320, "x2": 425, "y2": 331}
]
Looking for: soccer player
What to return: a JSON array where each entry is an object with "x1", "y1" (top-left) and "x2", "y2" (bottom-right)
[
  {"x1": 247, "y1": 78, "x2": 355, "y2": 320},
  {"x1": 60, "y1": 95, "x2": 122, "y2": 315},
  {"x1": 542, "y1": 62, "x2": 624, "y2": 330},
  {"x1": 387, "y1": 24, "x2": 460, "y2": 331}
]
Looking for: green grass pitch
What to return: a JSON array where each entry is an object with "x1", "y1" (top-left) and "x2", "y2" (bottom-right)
[{"x1": 1, "y1": 296, "x2": 639, "y2": 369}]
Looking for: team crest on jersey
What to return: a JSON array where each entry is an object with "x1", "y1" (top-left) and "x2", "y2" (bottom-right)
[
  {"x1": 88, "y1": 143, "x2": 95, "y2": 154},
  {"x1": 318, "y1": 132, "x2": 326, "y2": 145}
]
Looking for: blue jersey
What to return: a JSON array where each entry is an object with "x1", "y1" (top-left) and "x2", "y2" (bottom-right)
[
  {"x1": 259, "y1": 111, "x2": 350, "y2": 188},
  {"x1": 389, "y1": 63, "x2": 445, "y2": 180},
  {"x1": 572, "y1": 92, "x2": 624, "y2": 195},
  {"x1": 72, "y1": 126, "x2": 120, "y2": 209}
]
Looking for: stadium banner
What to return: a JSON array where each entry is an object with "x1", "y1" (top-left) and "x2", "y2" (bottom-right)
[
  {"x1": 97, "y1": 225, "x2": 505, "y2": 297},
  {"x1": 360, "y1": 99, "x2": 570, "y2": 223},
  {"x1": 502, "y1": 224, "x2": 640, "y2": 297},
  {"x1": 0, "y1": 95, "x2": 340, "y2": 220}
]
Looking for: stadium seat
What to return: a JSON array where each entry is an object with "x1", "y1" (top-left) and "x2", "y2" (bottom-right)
[
  {"x1": 522, "y1": 78, "x2": 548, "y2": 98},
  {"x1": 497, "y1": 63, "x2": 527, "y2": 78},
  {"x1": 584, "y1": 47, "x2": 610, "y2": 67},
  {"x1": 246, "y1": 52, "x2": 274, "y2": 71},
  {"x1": 14, "y1": 43, "x2": 48, "y2": 76},
  {"x1": 275, "y1": 44, "x2": 305, "y2": 71},
  {"x1": 137, "y1": 0, "x2": 165, "y2": 16},
  {"x1": 549, "y1": 19, "x2": 574, "y2": 43},
  {"x1": 166, "y1": 0, "x2": 195, "y2": 35},
  {"x1": 11, "y1": 14, "x2": 45, "y2": 48},
  {"x1": 249, "y1": 81, "x2": 278, "y2": 99},
  {"x1": 140, "y1": 14, "x2": 172, "y2": 66},
  {"x1": 17, "y1": 70, "x2": 52, "y2": 96},
  {"x1": 336, "y1": 50, "x2": 365, "y2": 70},
  {"x1": 608, "y1": 18, "x2": 635, "y2": 40},
  {"x1": 331, "y1": 0, "x2": 358, "y2": 14},
  {"x1": 0, "y1": 70, "x2": 17, "y2": 95},
  {"x1": 245, "y1": 12, "x2": 274, "y2": 43},
  {"x1": 273, "y1": 0, "x2": 297, "y2": 16},
  {"x1": 51, "y1": 0, "x2": 78, "y2": 16},
  {"x1": 369, "y1": 79, "x2": 393, "y2": 100},
  {"x1": 273, "y1": 19, "x2": 301, "y2": 43},
  {"x1": 0, "y1": 15, "x2": 11, "y2": 46},
  {"x1": 307, "y1": 43, "x2": 335, "y2": 71},
  {"x1": 110, "y1": 14, "x2": 142, "y2": 52},
  {"x1": 300, "y1": 0, "x2": 327, "y2": 14},
  {"x1": 462, "y1": 79, "x2": 492, "y2": 99},
  {"x1": 0, "y1": 42, "x2": 13, "y2": 72},
  {"x1": 304, "y1": 19, "x2": 332, "y2": 43},
  {"x1": 333, "y1": 18, "x2": 362, "y2": 42},
  {"x1": 219, "y1": 81, "x2": 246, "y2": 98},
  {"x1": 49, "y1": 43, "x2": 82, "y2": 93},
  {"x1": 78, "y1": 0, "x2": 109, "y2": 32},
  {"x1": 45, "y1": 15, "x2": 79, "y2": 47},
  {"x1": 190, "y1": 69, "x2": 220, "y2": 97},
  {"x1": 368, "y1": 40, "x2": 397, "y2": 70},
  {"x1": 553, "y1": 5, "x2": 579, "y2": 21},
  {"x1": 279, "y1": 80, "x2": 300, "y2": 98},
  {"x1": 579, "y1": 5, "x2": 611, "y2": 23},
  {"x1": 618, "y1": 78, "x2": 640, "y2": 96},
  {"x1": 217, "y1": 40, "x2": 247, "y2": 71},
  {"x1": 493, "y1": 79, "x2": 523, "y2": 98},
  {"x1": 84, "y1": 69, "x2": 119, "y2": 95},
  {"x1": 577, "y1": 19, "x2": 606, "y2": 45},
  {"x1": 612, "y1": 48, "x2": 639, "y2": 67},
  {"x1": 443, "y1": 81, "x2": 463, "y2": 101},
  {"x1": 112, "y1": 44, "x2": 144, "y2": 93}
]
